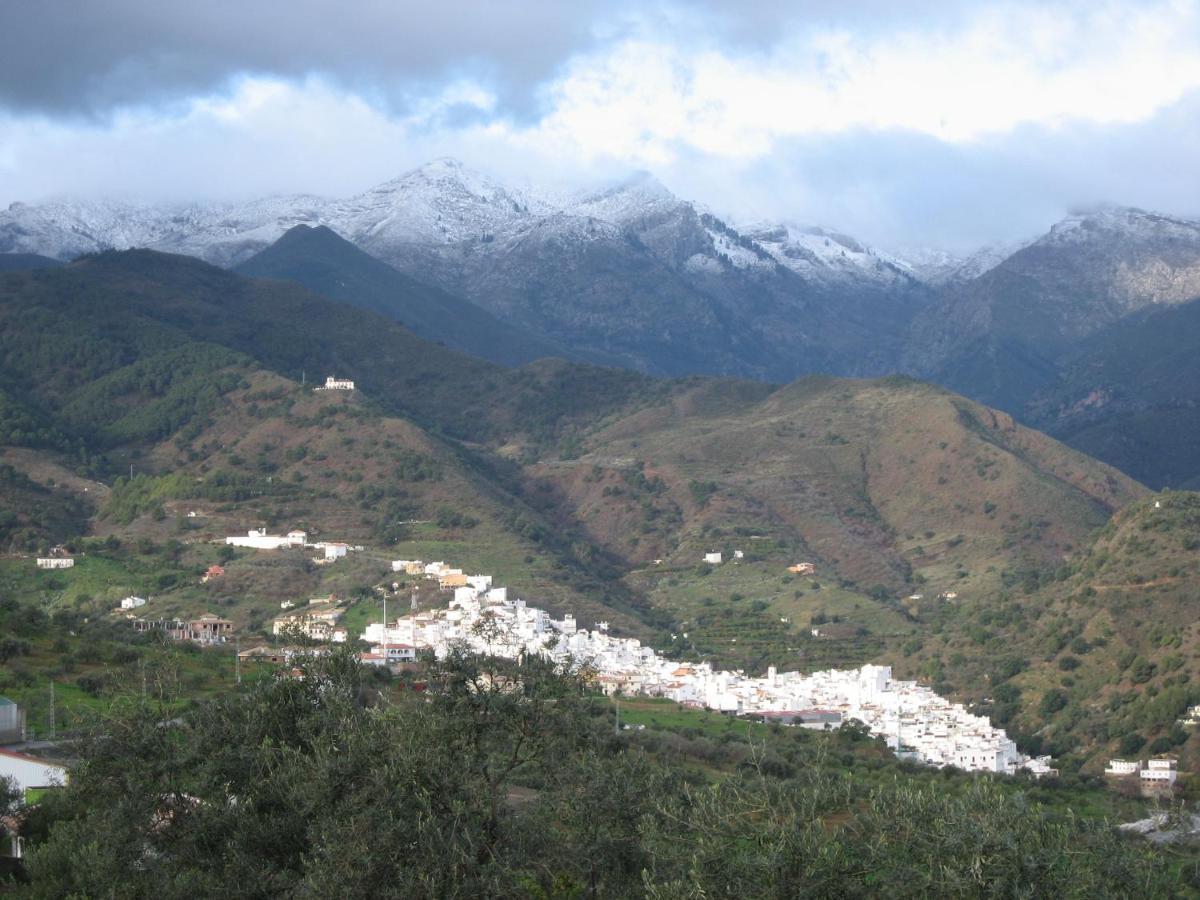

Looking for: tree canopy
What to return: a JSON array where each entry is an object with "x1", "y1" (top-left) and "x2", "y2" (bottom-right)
[{"x1": 16, "y1": 650, "x2": 1185, "y2": 898}]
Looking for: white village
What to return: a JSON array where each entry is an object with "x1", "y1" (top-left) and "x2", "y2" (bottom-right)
[{"x1": 362, "y1": 558, "x2": 1059, "y2": 778}]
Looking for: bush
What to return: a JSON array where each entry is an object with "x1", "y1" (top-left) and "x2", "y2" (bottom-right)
[
  {"x1": 1118, "y1": 732, "x2": 1146, "y2": 756},
  {"x1": 1039, "y1": 689, "x2": 1069, "y2": 717}
]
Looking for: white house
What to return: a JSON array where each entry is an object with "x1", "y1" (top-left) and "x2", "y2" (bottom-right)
[
  {"x1": 704, "y1": 552, "x2": 723, "y2": 565},
  {"x1": 0, "y1": 749, "x2": 68, "y2": 797},
  {"x1": 120, "y1": 596, "x2": 147, "y2": 610},
  {"x1": 1104, "y1": 759, "x2": 1142, "y2": 777},
  {"x1": 1142, "y1": 759, "x2": 1177, "y2": 785},
  {"x1": 321, "y1": 376, "x2": 355, "y2": 391},
  {"x1": 733, "y1": 550, "x2": 745, "y2": 560},
  {"x1": 319, "y1": 542, "x2": 349, "y2": 560},
  {"x1": 225, "y1": 529, "x2": 306, "y2": 550},
  {"x1": 36, "y1": 558, "x2": 74, "y2": 570}
]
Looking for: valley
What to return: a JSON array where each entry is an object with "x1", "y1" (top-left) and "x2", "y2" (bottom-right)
[{"x1": 0, "y1": 244, "x2": 1198, "y2": 785}]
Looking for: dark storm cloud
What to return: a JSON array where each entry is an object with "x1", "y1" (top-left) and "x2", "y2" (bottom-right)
[
  {"x1": 0, "y1": 0, "x2": 989, "y2": 118},
  {"x1": 0, "y1": 0, "x2": 609, "y2": 118}
]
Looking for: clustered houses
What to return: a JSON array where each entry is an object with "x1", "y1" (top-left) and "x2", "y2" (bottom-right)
[{"x1": 370, "y1": 560, "x2": 1053, "y2": 777}]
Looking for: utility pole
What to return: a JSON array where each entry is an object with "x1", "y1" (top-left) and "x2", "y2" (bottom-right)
[
  {"x1": 48, "y1": 679, "x2": 56, "y2": 740},
  {"x1": 235, "y1": 635, "x2": 241, "y2": 685},
  {"x1": 614, "y1": 697, "x2": 620, "y2": 736}
]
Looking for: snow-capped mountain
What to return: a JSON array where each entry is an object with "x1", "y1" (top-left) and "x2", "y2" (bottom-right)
[
  {"x1": 902, "y1": 205, "x2": 1200, "y2": 412},
  {"x1": 895, "y1": 244, "x2": 1018, "y2": 287},
  {"x1": 743, "y1": 222, "x2": 916, "y2": 287},
  {"x1": 0, "y1": 158, "x2": 920, "y2": 291},
  {"x1": 6, "y1": 158, "x2": 1067, "y2": 380},
  {"x1": 2, "y1": 158, "x2": 945, "y2": 380}
]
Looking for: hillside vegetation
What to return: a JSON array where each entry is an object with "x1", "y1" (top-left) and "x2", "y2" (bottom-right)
[{"x1": 4, "y1": 247, "x2": 1198, "y2": 775}]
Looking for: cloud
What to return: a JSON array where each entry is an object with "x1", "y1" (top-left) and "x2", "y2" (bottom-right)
[
  {"x1": 0, "y1": 0, "x2": 608, "y2": 118},
  {"x1": 525, "y1": 0, "x2": 1200, "y2": 162},
  {"x1": 1, "y1": 1, "x2": 1199, "y2": 250}
]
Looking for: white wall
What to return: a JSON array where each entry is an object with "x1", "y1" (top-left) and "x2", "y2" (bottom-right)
[{"x1": 0, "y1": 752, "x2": 67, "y2": 794}]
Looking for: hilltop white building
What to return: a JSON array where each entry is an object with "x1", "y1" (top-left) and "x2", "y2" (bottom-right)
[
  {"x1": 120, "y1": 596, "x2": 147, "y2": 610},
  {"x1": 225, "y1": 529, "x2": 307, "y2": 550},
  {"x1": 36, "y1": 558, "x2": 74, "y2": 570},
  {"x1": 320, "y1": 376, "x2": 355, "y2": 391}
]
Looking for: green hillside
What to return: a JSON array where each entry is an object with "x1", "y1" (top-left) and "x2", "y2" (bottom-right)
[
  {"x1": 6, "y1": 246, "x2": 1200, "y2": 778},
  {"x1": 0, "y1": 249, "x2": 655, "y2": 449},
  {"x1": 868, "y1": 490, "x2": 1200, "y2": 771}
]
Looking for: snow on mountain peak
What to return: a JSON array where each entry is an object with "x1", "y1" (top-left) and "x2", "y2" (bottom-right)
[
  {"x1": 742, "y1": 221, "x2": 913, "y2": 286},
  {"x1": 1044, "y1": 205, "x2": 1200, "y2": 246},
  {"x1": 568, "y1": 171, "x2": 680, "y2": 225}
]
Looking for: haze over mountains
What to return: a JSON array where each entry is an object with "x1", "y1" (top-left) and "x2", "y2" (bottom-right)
[{"x1": 5, "y1": 159, "x2": 1200, "y2": 487}]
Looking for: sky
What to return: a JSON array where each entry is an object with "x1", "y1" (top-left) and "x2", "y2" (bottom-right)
[{"x1": 1, "y1": 0, "x2": 1199, "y2": 252}]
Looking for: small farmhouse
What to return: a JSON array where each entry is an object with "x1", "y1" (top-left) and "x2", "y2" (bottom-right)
[
  {"x1": 120, "y1": 596, "x2": 147, "y2": 610},
  {"x1": 704, "y1": 552, "x2": 722, "y2": 565},
  {"x1": 36, "y1": 558, "x2": 74, "y2": 570},
  {"x1": 225, "y1": 529, "x2": 306, "y2": 550}
]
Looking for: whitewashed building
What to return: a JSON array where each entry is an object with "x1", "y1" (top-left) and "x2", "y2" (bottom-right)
[
  {"x1": 0, "y1": 749, "x2": 67, "y2": 796},
  {"x1": 1105, "y1": 759, "x2": 1143, "y2": 777},
  {"x1": 225, "y1": 529, "x2": 307, "y2": 550},
  {"x1": 120, "y1": 596, "x2": 148, "y2": 610},
  {"x1": 36, "y1": 558, "x2": 74, "y2": 570},
  {"x1": 704, "y1": 552, "x2": 723, "y2": 565},
  {"x1": 321, "y1": 376, "x2": 355, "y2": 391},
  {"x1": 1142, "y1": 759, "x2": 1178, "y2": 785}
]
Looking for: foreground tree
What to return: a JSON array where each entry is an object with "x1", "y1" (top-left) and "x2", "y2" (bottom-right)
[{"x1": 19, "y1": 648, "x2": 1187, "y2": 898}]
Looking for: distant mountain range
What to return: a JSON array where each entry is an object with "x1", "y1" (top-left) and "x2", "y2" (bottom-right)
[
  {"x1": 5, "y1": 165, "x2": 1200, "y2": 486},
  {"x1": 0, "y1": 159, "x2": 934, "y2": 378}
]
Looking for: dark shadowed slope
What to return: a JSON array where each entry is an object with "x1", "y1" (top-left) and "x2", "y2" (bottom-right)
[{"x1": 235, "y1": 225, "x2": 581, "y2": 368}]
